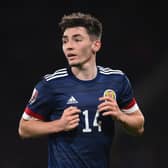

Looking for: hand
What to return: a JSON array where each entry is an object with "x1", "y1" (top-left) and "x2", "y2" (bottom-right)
[
  {"x1": 59, "y1": 106, "x2": 81, "y2": 131},
  {"x1": 97, "y1": 96, "x2": 123, "y2": 121}
]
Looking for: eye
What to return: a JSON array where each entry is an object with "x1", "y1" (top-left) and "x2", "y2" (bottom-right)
[
  {"x1": 74, "y1": 38, "x2": 82, "y2": 42},
  {"x1": 62, "y1": 39, "x2": 67, "y2": 44}
]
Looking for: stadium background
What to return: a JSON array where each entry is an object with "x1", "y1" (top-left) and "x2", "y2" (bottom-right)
[{"x1": 2, "y1": 1, "x2": 168, "y2": 168}]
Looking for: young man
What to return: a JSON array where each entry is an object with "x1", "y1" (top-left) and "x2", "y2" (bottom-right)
[{"x1": 18, "y1": 12, "x2": 144, "y2": 168}]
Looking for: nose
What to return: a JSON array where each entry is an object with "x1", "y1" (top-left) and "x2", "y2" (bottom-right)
[{"x1": 65, "y1": 41, "x2": 74, "y2": 51}]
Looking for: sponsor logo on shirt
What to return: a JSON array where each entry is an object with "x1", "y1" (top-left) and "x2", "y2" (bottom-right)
[{"x1": 66, "y1": 96, "x2": 78, "y2": 104}]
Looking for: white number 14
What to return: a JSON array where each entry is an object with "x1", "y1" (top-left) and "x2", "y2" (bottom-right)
[{"x1": 82, "y1": 110, "x2": 102, "y2": 133}]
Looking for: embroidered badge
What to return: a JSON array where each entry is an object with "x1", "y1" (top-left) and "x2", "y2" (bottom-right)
[
  {"x1": 29, "y1": 88, "x2": 38, "y2": 104},
  {"x1": 103, "y1": 89, "x2": 116, "y2": 100}
]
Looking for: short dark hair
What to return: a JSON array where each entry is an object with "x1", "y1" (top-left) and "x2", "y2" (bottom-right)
[{"x1": 59, "y1": 12, "x2": 102, "y2": 40}]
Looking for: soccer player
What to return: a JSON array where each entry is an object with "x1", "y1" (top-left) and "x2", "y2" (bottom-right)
[{"x1": 18, "y1": 12, "x2": 145, "y2": 168}]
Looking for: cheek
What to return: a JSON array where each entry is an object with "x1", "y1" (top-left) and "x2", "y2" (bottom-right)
[
  {"x1": 81, "y1": 45, "x2": 92, "y2": 55},
  {"x1": 62, "y1": 45, "x2": 66, "y2": 53}
]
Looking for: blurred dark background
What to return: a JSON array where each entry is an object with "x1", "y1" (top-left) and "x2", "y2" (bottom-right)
[{"x1": 1, "y1": 0, "x2": 168, "y2": 167}]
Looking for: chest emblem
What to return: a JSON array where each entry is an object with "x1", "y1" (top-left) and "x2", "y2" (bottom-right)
[{"x1": 103, "y1": 89, "x2": 116, "y2": 100}]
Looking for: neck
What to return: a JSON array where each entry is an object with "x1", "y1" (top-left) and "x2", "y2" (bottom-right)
[{"x1": 71, "y1": 62, "x2": 97, "y2": 81}]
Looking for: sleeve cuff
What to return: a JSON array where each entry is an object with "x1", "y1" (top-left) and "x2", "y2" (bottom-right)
[
  {"x1": 121, "y1": 103, "x2": 139, "y2": 113},
  {"x1": 22, "y1": 112, "x2": 33, "y2": 120},
  {"x1": 23, "y1": 107, "x2": 45, "y2": 120}
]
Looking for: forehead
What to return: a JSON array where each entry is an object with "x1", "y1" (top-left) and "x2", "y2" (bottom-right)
[{"x1": 63, "y1": 26, "x2": 88, "y2": 37}]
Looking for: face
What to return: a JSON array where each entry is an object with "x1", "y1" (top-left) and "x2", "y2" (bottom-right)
[{"x1": 62, "y1": 27, "x2": 100, "y2": 67}]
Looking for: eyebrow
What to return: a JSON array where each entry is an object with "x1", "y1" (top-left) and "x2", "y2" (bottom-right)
[{"x1": 62, "y1": 34, "x2": 83, "y2": 39}]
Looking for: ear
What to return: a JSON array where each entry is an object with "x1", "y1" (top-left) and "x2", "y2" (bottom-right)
[{"x1": 92, "y1": 40, "x2": 101, "y2": 52}]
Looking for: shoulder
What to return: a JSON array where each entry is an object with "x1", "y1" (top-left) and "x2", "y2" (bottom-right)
[
  {"x1": 98, "y1": 66, "x2": 124, "y2": 76},
  {"x1": 43, "y1": 68, "x2": 69, "y2": 82},
  {"x1": 98, "y1": 66, "x2": 133, "y2": 87},
  {"x1": 34, "y1": 68, "x2": 69, "y2": 90},
  {"x1": 98, "y1": 66, "x2": 131, "y2": 84}
]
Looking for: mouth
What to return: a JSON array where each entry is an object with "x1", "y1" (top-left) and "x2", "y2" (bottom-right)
[
  {"x1": 67, "y1": 54, "x2": 77, "y2": 60},
  {"x1": 67, "y1": 53, "x2": 77, "y2": 57}
]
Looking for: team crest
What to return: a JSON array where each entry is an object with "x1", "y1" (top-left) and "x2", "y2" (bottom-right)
[
  {"x1": 103, "y1": 89, "x2": 116, "y2": 100},
  {"x1": 29, "y1": 88, "x2": 38, "y2": 104}
]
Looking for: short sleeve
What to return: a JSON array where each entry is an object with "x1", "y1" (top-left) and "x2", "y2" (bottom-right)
[
  {"x1": 118, "y1": 74, "x2": 139, "y2": 113},
  {"x1": 23, "y1": 79, "x2": 52, "y2": 120}
]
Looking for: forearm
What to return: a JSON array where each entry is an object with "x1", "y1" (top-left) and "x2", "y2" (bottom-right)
[
  {"x1": 117, "y1": 110, "x2": 144, "y2": 136},
  {"x1": 18, "y1": 119, "x2": 64, "y2": 138}
]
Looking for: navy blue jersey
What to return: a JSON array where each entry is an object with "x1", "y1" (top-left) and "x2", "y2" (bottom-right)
[{"x1": 23, "y1": 66, "x2": 139, "y2": 168}]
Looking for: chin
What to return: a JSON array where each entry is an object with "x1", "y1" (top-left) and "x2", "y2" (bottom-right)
[{"x1": 68, "y1": 61, "x2": 80, "y2": 67}]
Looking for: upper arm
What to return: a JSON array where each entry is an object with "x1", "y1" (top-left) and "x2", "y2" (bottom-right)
[
  {"x1": 124, "y1": 109, "x2": 144, "y2": 118},
  {"x1": 18, "y1": 113, "x2": 43, "y2": 138},
  {"x1": 118, "y1": 74, "x2": 140, "y2": 114},
  {"x1": 23, "y1": 80, "x2": 53, "y2": 121},
  {"x1": 19, "y1": 114, "x2": 41, "y2": 130}
]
